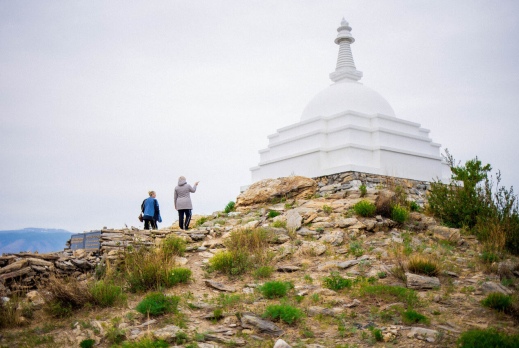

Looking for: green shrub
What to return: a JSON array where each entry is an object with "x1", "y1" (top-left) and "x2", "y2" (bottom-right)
[
  {"x1": 371, "y1": 328, "x2": 383, "y2": 342},
  {"x1": 391, "y1": 204, "x2": 409, "y2": 223},
  {"x1": 263, "y1": 304, "x2": 304, "y2": 325},
  {"x1": 271, "y1": 220, "x2": 287, "y2": 228},
  {"x1": 105, "y1": 318, "x2": 126, "y2": 345},
  {"x1": 323, "y1": 205, "x2": 333, "y2": 214},
  {"x1": 402, "y1": 309, "x2": 429, "y2": 324},
  {"x1": 457, "y1": 328, "x2": 519, "y2": 348},
  {"x1": 117, "y1": 246, "x2": 177, "y2": 293},
  {"x1": 349, "y1": 241, "x2": 364, "y2": 257},
  {"x1": 89, "y1": 280, "x2": 127, "y2": 307},
  {"x1": 407, "y1": 254, "x2": 440, "y2": 276},
  {"x1": 259, "y1": 281, "x2": 293, "y2": 299},
  {"x1": 359, "y1": 184, "x2": 367, "y2": 197},
  {"x1": 481, "y1": 293, "x2": 512, "y2": 312},
  {"x1": 209, "y1": 250, "x2": 249, "y2": 276},
  {"x1": 409, "y1": 201, "x2": 421, "y2": 212},
  {"x1": 167, "y1": 267, "x2": 192, "y2": 286},
  {"x1": 480, "y1": 250, "x2": 500, "y2": 264},
  {"x1": 428, "y1": 152, "x2": 519, "y2": 255},
  {"x1": 196, "y1": 217, "x2": 208, "y2": 227},
  {"x1": 162, "y1": 235, "x2": 186, "y2": 256},
  {"x1": 353, "y1": 200, "x2": 376, "y2": 217},
  {"x1": 121, "y1": 338, "x2": 169, "y2": 348},
  {"x1": 253, "y1": 266, "x2": 274, "y2": 279},
  {"x1": 267, "y1": 210, "x2": 281, "y2": 218},
  {"x1": 80, "y1": 339, "x2": 96, "y2": 348},
  {"x1": 135, "y1": 292, "x2": 180, "y2": 316},
  {"x1": 46, "y1": 301, "x2": 73, "y2": 318},
  {"x1": 209, "y1": 228, "x2": 274, "y2": 276},
  {"x1": 215, "y1": 293, "x2": 242, "y2": 309},
  {"x1": 174, "y1": 331, "x2": 188, "y2": 345},
  {"x1": 224, "y1": 201, "x2": 236, "y2": 214},
  {"x1": 323, "y1": 272, "x2": 353, "y2": 291},
  {"x1": 358, "y1": 285, "x2": 418, "y2": 307}
]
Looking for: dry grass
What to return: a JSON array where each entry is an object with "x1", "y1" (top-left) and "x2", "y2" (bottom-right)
[
  {"x1": 225, "y1": 227, "x2": 272, "y2": 265},
  {"x1": 42, "y1": 276, "x2": 92, "y2": 309},
  {"x1": 118, "y1": 246, "x2": 178, "y2": 292},
  {"x1": 407, "y1": 254, "x2": 440, "y2": 276}
]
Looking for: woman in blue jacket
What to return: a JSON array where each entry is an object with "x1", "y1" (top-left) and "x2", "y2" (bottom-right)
[{"x1": 141, "y1": 190, "x2": 162, "y2": 230}]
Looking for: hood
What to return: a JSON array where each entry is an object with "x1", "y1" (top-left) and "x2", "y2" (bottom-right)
[{"x1": 178, "y1": 179, "x2": 187, "y2": 186}]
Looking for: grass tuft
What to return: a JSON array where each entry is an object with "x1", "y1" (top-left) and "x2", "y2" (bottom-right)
[
  {"x1": 457, "y1": 328, "x2": 519, "y2": 348},
  {"x1": 167, "y1": 267, "x2": 192, "y2": 286},
  {"x1": 322, "y1": 272, "x2": 353, "y2": 291},
  {"x1": 481, "y1": 292, "x2": 513, "y2": 312},
  {"x1": 162, "y1": 235, "x2": 187, "y2": 256},
  {"x1": 358, "y1": 284, "x2": 419, "y2": 307},
  {"x1": 263, "y1": 304, "x2": 304, "y2": 325},
  {"x1": 224, "y1": 201, "x2": 236, "y2": 214},
  {"x1": 89, "y1": 280, "x2": 127, "y2": 307},
  {"x1": 407, "y1": 254, "x2": 440, "y2": 276},
  {"x1": 391, "y1": 204, "x2": 409, "y2": 223},
  {"x1": 259, "y1": 281, "x2": 293, "y2": 299},
  {"x1": 402, "y1": 309, "x2": 429, "y2": 324},
  {"x1": 136, "y1": 292, "x2": 180, "y2": 316},
  {"x1": 267, "y1": 210, "x2": 281, "y2": 218},
  {"x1": 353, "y1": 200, "x2": 376, "y2": 217}
]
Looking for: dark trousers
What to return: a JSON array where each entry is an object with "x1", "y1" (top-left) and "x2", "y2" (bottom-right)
[
  {"x1": 144, "y1": 218, "x2": 157, "y2": 230},
  {"x1": 178, "y1": 209, "x2": 192, "y2": 230}
]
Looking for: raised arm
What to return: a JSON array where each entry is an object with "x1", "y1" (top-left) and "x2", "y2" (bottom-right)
[{"x1": 189, "y1": 181, "x2": 199, "y2": 193}]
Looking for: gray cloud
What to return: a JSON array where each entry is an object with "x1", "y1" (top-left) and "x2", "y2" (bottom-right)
[{"x1": 1, "y1": 0, "x2": 518, "y2": 232}]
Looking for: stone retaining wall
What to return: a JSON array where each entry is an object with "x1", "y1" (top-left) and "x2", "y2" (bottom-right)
[{"x1": 313, "y1": 171, "x2": 431, "y2": 206}]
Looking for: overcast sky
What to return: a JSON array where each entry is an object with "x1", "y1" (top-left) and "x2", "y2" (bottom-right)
[{"x1": 1, "y1": 1, "x2": 518, "y2": 233}]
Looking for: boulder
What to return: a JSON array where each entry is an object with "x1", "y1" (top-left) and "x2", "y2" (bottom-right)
[
  {"x1": 240, "y1": 312, "x2": 284, "y2": 336},
  {"x1": 429, "y1": 225, "x2": 461, "y2": 243},
  {"x1": 236, "y1": 176, "x2": 317, "y2": 207},
  {"x1": 407, "y1": 327, "x2": 439, "y2": 343},
  {"x1": 405, "y1": 273, "x2": 440, "y2": 289},
  {"x1": 298, "y1": 241, "x2": 327, "y2": 256},
  {"x1": 205, "y1": 280, "x2": 236, "y2": 292},
  {"x1": 286, "y1": 210, "x2": 302, "y2": 231},
  {"x1": 375, "y1": 190, "x2": 396, "y2": 217},
  {"x1": 152, "y1": 325, "x2": 181, "y2": 343},
  {"x1": 480, "y1": 281, "x2": 513, "y2": 295},
  {"x1": 273, "y1": 339, "x2": 292, "y2": 348},
  {"x1": 320, "y1": 230, "x2": 344, "y2": 246}
]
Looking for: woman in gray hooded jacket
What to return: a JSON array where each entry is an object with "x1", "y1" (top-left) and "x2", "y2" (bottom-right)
[{"x1": 174, "y1": 176, "x2": 199, "y2": 230}]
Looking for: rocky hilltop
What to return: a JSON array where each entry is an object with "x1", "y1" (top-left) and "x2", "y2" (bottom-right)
[{"x1": 1, "y1": 174, "x2": 518, "y2": 348}]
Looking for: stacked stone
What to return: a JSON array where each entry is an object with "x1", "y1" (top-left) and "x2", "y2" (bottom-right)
[
  {"x1": 0, "y1": 252, "x2": 97, "y2": 296},
  {"x1": 314, "y1": 171, "x2": 430, "y2": 206}
]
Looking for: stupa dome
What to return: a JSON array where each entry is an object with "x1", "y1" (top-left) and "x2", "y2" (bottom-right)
[{"x1": 301, "y1": 80, "x2": 396, "y2": 120}]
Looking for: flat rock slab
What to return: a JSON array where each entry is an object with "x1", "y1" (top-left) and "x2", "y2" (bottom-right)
[
  {"x1": 407, "y1": 327, "x2": 439, "y2": 342},
  {"x1": 406, "y1": 273, "x2": 440, "y2": 289},
  {"x1": 205, "y1": 334, "x2": 246, "y2": 346},
  {"x1": 273, "y1": 339, "x2": 292, "y2": 348},
  {"x1": 152, "y1": 325, "x2": 181, "y2": 343},
  {"x1": 205, "y1": 280, "x2": 236, "y2": 292},
  {"x1": 307, "y1": 306, "x2": 344, "y2": 317},
  {"x1": 480, "y1": 281, "x2": 513, "y2": 295},
  {"x1": 276, "y1": 265, "x2": 301, "y2": 272},
  {"x1": 240, "y1": 312, "x2": 284, "y2": 336},
  {"x1": 286, "y1": 210, "x2": 302, "y2": 231},
  {"x1": 337, "y1": 259, "x2": 359, "y2": 269}
]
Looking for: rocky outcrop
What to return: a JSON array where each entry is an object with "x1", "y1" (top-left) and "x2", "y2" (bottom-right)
[{"x1": 236, "y1": 176, "x2": 317, "y2": 207}]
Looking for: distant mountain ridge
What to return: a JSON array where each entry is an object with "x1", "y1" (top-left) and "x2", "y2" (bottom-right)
[{"x1": 0, "y1": 228, "x2": 73, "y2": 254}]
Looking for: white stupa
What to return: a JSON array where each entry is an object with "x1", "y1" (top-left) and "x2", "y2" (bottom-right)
[{"x1": 251, "y1": 19, "x2": 449, "y2": 182}]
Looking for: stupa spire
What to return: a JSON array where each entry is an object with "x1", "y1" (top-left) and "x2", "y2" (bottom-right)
[{"x1": 330, "y1": 18, "x2": 363, "y2": 82}]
